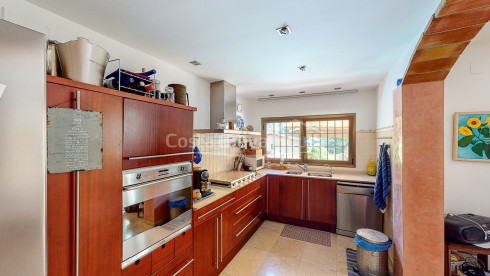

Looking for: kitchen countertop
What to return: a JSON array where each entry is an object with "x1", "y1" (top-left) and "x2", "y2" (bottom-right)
[{"x1": 192, "y1": 169, "x2": 376, "y2": 211}]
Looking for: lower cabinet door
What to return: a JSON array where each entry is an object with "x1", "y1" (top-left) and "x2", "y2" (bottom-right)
[
  {"x1": 193, "y1": 214, "x2": 219, "y2": 275},
  {"x1": 278, "y1": 176, "x2": 304, "y2": 220},
  {"x1": 267, "y1": 175, "x2": 280, "y2": 215},
  {"x1": 307, "y1": 179, "x2": 336, "y2": 224},
  {"x1": 220, "y1": 202, "x2": 235, "y2": 261}
]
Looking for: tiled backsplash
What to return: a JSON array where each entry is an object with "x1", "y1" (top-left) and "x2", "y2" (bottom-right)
[
  {"x1": 193, "y1": 133, "x2": 260, "y2": 175},
  {"x1": 193, "y1": 130, "x2": 384, "y2": 174}
]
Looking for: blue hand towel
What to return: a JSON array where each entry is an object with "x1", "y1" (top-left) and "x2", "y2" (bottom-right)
[{"x1": 374, "y1": 144, "x2": 391, "y2": 212}]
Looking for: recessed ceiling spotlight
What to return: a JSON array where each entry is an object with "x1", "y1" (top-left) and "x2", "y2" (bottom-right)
[
  {"x1": 276, "y1": 25, "x2": 292, "y2": 36},
  {"x1": 189, "y1": 60, "x2": 202, "y2": 66},
  {"x1": 298, "y1": 65, "x2": 307, "y2": 72},
  {"x1": 268, "y1": 94, "x2": 275, "y2": 97},
  {"x1": 334, "y1": 87, "x2": 342, "y2": 90},
  {"x1": 299, "y1": 91, "x2": 306, "y2": 94}
]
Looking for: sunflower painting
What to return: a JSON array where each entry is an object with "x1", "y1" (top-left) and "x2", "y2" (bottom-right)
[{"x1": 453, "y1": 112, "x2": 490, "y2": 162}]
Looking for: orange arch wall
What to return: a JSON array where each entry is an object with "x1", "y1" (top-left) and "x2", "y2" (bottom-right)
[{"x1": 393, "y1": 81, "x2": 445, "y2": 275}]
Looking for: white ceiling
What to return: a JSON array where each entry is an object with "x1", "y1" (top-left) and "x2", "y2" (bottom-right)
[{"x1": 28, "y1": 0, "x2": 440, "y2": 97}]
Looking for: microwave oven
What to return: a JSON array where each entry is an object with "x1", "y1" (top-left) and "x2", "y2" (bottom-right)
[{"x1": 245, "y1": 155, "x2": 265, "y2": 171}]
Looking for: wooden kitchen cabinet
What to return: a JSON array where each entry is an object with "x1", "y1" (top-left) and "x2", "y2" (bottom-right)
[
  {"x1": 47, "y1": 81, "x2": 123, "y2": 276},
  {"x1": 121, "y1": 253, "x2": 152, "y2": 276},
  {"x1": 266, "y1": 175, "x2": 280, "y2": 216},
  {"x1": 122, "y1": 98, "x2": 194, "y2": 170},
  {"x1": 175, "y1": 228, "x2": 193, "y2": 256},
  {"x1": 265, "y1": 174, "x2": 337, "y2": 231},
  {"x1": 305, "y1": 178, "x2": 336, "y2": 225},
  {"x1": 278, "y1": 176, "x2": 304, "y2": 220},
  {"x1": 151, "y1": 239, "x2": 175, "y2": 274},
  {"x1": 220, "y1": 202, "x2": 236, "y2": 262},
  {"x1": 260, "y1": 177, "x2": 267, "y2": 214},
  {"x1": 154, "y1": 246, "x2": 193, "y2": 276},
  {"x1": 193, "y1": 213, "x2": 219, "y2": 276}
]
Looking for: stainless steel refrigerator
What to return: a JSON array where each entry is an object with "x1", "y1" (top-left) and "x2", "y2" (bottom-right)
[{"x1": 0, "y1": 20, "x2": 47, "y2": 275}]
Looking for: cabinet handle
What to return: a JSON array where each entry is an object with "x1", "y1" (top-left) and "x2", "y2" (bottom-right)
[
  {"x1": 235, "y1": 212, "x2": 262, "y2": 237},
  {"x1": 122, "y1": 173, "x2": 192, "y2": 191},
  {"x1": 172, "y1": 259, "x2": 194, "y2": 276},
  {"x1": 128, "y1": 152, "x2": 194, "y2": 160},
  {"x1": 220, "y1": 214, "x2": 223, "y2": 262},
  {"x1": 216, "y1": 217, "x2": 219, "y2": 270},
  {"x1": 135, "y1": 259, "x2": 140, "y2": 265},
  {"x1": 75, "y1": 90, "x2": 80, "y2": 276},
  {"x1": 197, "y1": 197, "x2": 235, "y2": 220},
  {"x1": 235, "y1": 195, "x2": 262, "y2": 215},
  {"x1": 308, "y1": 180, "x2": 310, "y2": 220},
  {"x1": 266, "y1": 177, "x2": 268, "y2": 213},
  {"x1": 301, "y1": 180, "x2": 304, "y2": 220}
]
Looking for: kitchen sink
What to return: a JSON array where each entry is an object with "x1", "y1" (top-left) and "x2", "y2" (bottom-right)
[
  {"x1": 307, "y1": 172, "x2": 333, "y2": 178},
  {"x1": 286, "y1": 171, "x2": 303, "y2": 175}
]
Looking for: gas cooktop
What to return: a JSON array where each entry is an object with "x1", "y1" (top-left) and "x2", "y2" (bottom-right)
[{"x1": 209, "y1": 171, "x2": 260, "y2": 188}]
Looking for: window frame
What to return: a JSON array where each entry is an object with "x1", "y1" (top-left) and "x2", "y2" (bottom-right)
[{"x1": 261, "y1": 113, "x2": 356, "y2": 167}]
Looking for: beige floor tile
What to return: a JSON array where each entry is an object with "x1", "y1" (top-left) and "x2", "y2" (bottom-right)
[
  {"x1": 336, "y1": 251, "x2": 347, "y2": 265},
  {"x1": 245, "y1": 230, "x2": 279, "y2": 251},
  {"x1": 222, "y1": 246, "x2": 268, "y2": 276},
  {"x1": 269, "y1": 237, "x2": 306, "y2": 261},
  {"x1": 301, "y1": 242, "x2": 337, "y2": 269},
  {"x1": 337, "y1": 271, "x2": 349, "y2": 276},
  {"x1": 296, "y1": 261, "x2": 337, "y2": 276},
  {"x1": 219, "y1": 272, "x2": 233, "y2": 276},
  {"x1": 260, "y1": 220, "x2": 285, "y2": 231},
  {"x1": 336, "y1": 235, "x2": 356, "y2": 250},
  {"x1": 256, "y1": 254, "x2": 300, "y2": 276}
]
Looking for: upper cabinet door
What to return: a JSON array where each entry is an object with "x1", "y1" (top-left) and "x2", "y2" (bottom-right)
[
  {"x1": 123, "y1": 98, "x2": 194, "y2": 169},
  {"x1": 307, "y1": 179, "x2": 336, "y2": 225}
]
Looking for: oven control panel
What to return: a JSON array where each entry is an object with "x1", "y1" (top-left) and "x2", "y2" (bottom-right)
[{"x1": 122, "y1": 162, "x2": 192, "y2": 187}]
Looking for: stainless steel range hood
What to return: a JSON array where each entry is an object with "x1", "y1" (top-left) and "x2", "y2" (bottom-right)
[
  {"x1": 194, "y1": 80, "x2": 261, "y2": 135},
  {"x1": 210, "y1": 80, "x2": 236, "y2": 128}
]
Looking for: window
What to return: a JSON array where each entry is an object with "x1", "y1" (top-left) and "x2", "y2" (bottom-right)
[{"x1": 262, "y1": 114, "x2": 356, "y2": 167}]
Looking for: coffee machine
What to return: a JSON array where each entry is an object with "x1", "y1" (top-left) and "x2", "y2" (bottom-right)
[{"x1": 193, "y1": 169, "x2": 212, "y2": 198}]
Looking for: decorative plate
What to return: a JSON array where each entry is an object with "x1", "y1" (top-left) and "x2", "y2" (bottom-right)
[{"x1": 237, "y1": 116, "x2": 244, "y2": 130}]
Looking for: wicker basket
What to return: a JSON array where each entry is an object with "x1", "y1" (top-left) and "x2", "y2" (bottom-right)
[{"x1": 168, "y1": 84, "x2": 188, "y2": 105}]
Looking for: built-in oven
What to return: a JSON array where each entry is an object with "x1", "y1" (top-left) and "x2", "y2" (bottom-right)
[{"x1": 121, "y1": 162, "x2": 193, "y2": 269}]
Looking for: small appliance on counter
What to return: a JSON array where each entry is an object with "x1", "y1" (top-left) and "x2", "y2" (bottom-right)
[
  {"x1": 245, "y1": 155, "x2": 265, "y2": 171},
  {"x1": 193, "y1": 169, "x2": 213, "y2": 199},
  {"x1": 445, "y1": 213, "x2": 490, "y2": 244}
]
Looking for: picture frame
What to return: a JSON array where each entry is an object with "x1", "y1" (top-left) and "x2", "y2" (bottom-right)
[{"x1": 453, "y1": 111, "x2": 490, "y2": 162}]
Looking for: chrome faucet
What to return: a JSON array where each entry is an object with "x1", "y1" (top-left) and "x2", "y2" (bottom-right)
[
  {"x1": 296, "y1": 163, "x2": 308, "y2": 172},
  {"x1": 324, "y1": 163, "x2": 334, "y2": 174}
]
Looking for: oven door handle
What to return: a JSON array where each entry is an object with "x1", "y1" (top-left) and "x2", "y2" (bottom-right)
[{"x1": 122, "y1": 173, "x2": 192, "y2": 191}]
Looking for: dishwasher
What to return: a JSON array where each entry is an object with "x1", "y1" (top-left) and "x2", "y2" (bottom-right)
[{"x1": 336, "y1": 181, "x2": 383, "y2": 237}]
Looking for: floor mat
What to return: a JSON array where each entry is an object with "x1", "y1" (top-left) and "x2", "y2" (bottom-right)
[
  {"x1": 280, "y1": 224, "x2": 331, "y2": 246},
  {"x1": 346, "y1": 248, "x2": 360, "y2": 276}
]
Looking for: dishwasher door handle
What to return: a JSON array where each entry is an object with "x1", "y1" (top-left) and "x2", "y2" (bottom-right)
[{"x1": 337, "y1": 185, "x2": 374, "y2": 196}]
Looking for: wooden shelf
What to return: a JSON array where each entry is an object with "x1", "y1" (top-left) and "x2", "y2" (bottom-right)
[
  {"x1": 46, "y1": 75, "x2": 197, "y2": 111},
  {"x1": 193, "y1": 129, "x2": 261, "y2": 135}
]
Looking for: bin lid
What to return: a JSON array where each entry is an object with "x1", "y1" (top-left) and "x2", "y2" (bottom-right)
[
  {"x1": 356, "y1": 228, "x2": 389, "y2": 245},
  {"x1": 168, "y1": 196, "x2": 187, "y2": 208}
]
